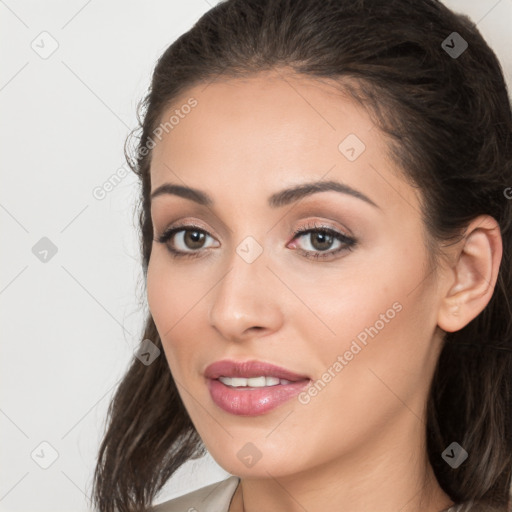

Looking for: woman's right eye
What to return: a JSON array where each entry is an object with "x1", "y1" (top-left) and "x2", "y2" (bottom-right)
[{"x1": 155, "y1": 225, "x2": 219, "y2": 259}]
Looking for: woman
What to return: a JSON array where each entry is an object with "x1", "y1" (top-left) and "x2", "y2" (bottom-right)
[{"x1": 92, "y1": 0, "x2": 512, "y2": 511}]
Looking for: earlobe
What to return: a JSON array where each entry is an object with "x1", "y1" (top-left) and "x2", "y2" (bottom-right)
[{"x1": 437, "y1": 215, "x2": 502, "y2": 333}]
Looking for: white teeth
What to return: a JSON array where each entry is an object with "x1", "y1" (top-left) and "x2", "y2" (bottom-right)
[
  {"x1": 247, "y1": 376, "x2": 268, "y2": 387},
  {"x1": 218, "y1": 376, "x2": 293, "y2": 388}
]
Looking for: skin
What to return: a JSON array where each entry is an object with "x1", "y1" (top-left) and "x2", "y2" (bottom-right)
[{"x1": 146, "y1": 69, "x2": 502, "y2": 512}]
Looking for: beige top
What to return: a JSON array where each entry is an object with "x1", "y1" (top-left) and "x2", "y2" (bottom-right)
[
  {"x1": 150, "y1": 476, "x2": 503, "y2": 512},
  {"x1": 151, "y1": 476, "x2": 240, "y2": 512}
]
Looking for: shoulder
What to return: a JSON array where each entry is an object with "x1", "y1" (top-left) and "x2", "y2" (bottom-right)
[
  {"x1": 455, "y1": 501, "x2": 508, "y2": 512},
  {"x1": 150, "y1": 475, "x2": 241, "y2": 512}
]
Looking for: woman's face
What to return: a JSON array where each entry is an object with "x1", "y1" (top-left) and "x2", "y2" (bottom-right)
[{"x1": 147, "y1": 70, "x2": 446, "y2": 479}]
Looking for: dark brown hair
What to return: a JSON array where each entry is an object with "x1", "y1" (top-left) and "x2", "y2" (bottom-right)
[{"x1": 92, "y1": 1, "x2": 512, "y2": 510}]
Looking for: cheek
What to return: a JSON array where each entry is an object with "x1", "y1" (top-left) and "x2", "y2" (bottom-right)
[
  {"x1": 283, "y1": 266, "x2": 430, "y2": 450},
  {"x1": 147, "y1": 251, "x2": 196, "y2": 328},
  {"x1": 146, "y1": 254, "x2": 188, "y2": 365},
  {"x1": 146, "y1": 251, "x2": 215, "y2": 375},
  {"x1": 293, "y1": 239, "x2": 432, "y2": 377},
  {"x1": 146, "y1": 255, "x2": 171, "y2": 329}
]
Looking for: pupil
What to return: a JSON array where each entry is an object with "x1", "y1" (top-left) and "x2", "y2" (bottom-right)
[
  {"x1": 185, "y1": 230, "x2": 204, "y2": 249},
  {"x1": 312, "y1": 232, "x2": 333, "y2": 251}
]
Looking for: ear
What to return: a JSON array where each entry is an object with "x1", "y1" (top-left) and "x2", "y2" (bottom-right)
[{"x1": 437, "y1": 215, "x2": 503, "y2": 333}]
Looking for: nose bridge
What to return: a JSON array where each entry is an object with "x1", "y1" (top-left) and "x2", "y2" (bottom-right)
[{"x1": 208, "y1": 235, "x2": 282, "y2": 338}]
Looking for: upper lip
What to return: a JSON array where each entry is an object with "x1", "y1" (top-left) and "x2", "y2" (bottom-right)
[{"x1": 204, "y1": 359, "x2": 310, "y2": 382}]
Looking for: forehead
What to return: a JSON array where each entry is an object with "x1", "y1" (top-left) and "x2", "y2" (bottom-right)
[
  {"x1": 151, "y1": 71, "x2": 373, "y2": 168},
  {"x1": 149, "y1": 71, "x2": 418, "y2": 215}
]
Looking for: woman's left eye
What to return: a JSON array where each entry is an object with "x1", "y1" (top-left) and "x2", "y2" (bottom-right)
[
  {"x1": 155, "y1": 222, "x2": 356, "y2": 260},
  {"x1": 289, "y1": 223, "x2": 356, "y2": 260}
]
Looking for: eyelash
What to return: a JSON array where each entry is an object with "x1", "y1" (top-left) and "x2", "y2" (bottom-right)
[
  {"x1": 155, "y1": 221, "x2": 356, "y2": 261},
  {"x1": 291, "y1": 221, "x2": 356, "y2": 260}
]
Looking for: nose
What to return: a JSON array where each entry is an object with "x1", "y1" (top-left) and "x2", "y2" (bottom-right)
[{"x1": 208, "y1": 246, "x2": 284, "y2": 342}]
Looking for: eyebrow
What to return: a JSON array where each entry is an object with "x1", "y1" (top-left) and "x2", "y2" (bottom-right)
[{"x1": 150, "y1": 180, "x2": 380, "y2": 209}]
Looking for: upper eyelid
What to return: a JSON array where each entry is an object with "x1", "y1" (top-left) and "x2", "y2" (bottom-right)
[
  {"x1": 157, "y1": 213, "x2": 352, "y2": 235},
  {"x1": 292, "y1": 220, "x2": 352, "y2": 236},
  {"x1": 158, "y1": 222, "x2": 354, "y2": 246},
  {"x1": 158, "y1": 221, "x2": 347, "y2": 237},
  {"x1": 150, "y1": 200, "x2": 359, "y2": 236}
]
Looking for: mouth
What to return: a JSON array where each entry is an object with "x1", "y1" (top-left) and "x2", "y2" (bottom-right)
[
  {"x1": 204, "y1": 359, "x2": 310, "y2": 382},
  {"x1": 204, "y1": 359, "x2": 311, "y2": 416},
  {"x1": 216, "y1": 375, "x2": 302, "y2": 388}
]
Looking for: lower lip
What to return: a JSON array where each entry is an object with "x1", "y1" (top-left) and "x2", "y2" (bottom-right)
[{"x1": 207, "y1": 378, "x2": 311, "y2": 416}]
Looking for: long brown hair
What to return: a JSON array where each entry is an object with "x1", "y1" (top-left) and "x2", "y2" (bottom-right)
[{"x1": 92, "y1": 1, "x2": 512, "y2": 510}]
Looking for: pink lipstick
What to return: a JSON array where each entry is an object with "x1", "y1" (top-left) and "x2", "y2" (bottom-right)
[{"x1": 204, "y1": 360, "x2": 311, "y2": 416}]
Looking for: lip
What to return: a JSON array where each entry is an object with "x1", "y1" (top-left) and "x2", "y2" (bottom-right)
[
  {"x1": 204, "y1": 359, "x2": 310, "y2": 382},
  {"x1": 204, "y1": 359, "x2": 311, "y2": 416}
]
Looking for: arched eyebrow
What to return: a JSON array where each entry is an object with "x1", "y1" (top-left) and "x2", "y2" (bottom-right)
[
  {"x1": 150, "y1": 180, "x2": 380, "y2": 209},
  {"x1": 267, "y1": 180, "x2": 379, "y2": 209}
]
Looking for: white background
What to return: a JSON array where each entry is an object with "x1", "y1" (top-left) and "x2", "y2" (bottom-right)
[{"x1": 1, "y1": 1, "x2": 511, "y2": 511}]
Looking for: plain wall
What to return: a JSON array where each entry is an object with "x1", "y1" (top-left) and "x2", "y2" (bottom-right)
[{"x1": 1, "y1": 1, "x2": 511, "y2": 510}]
